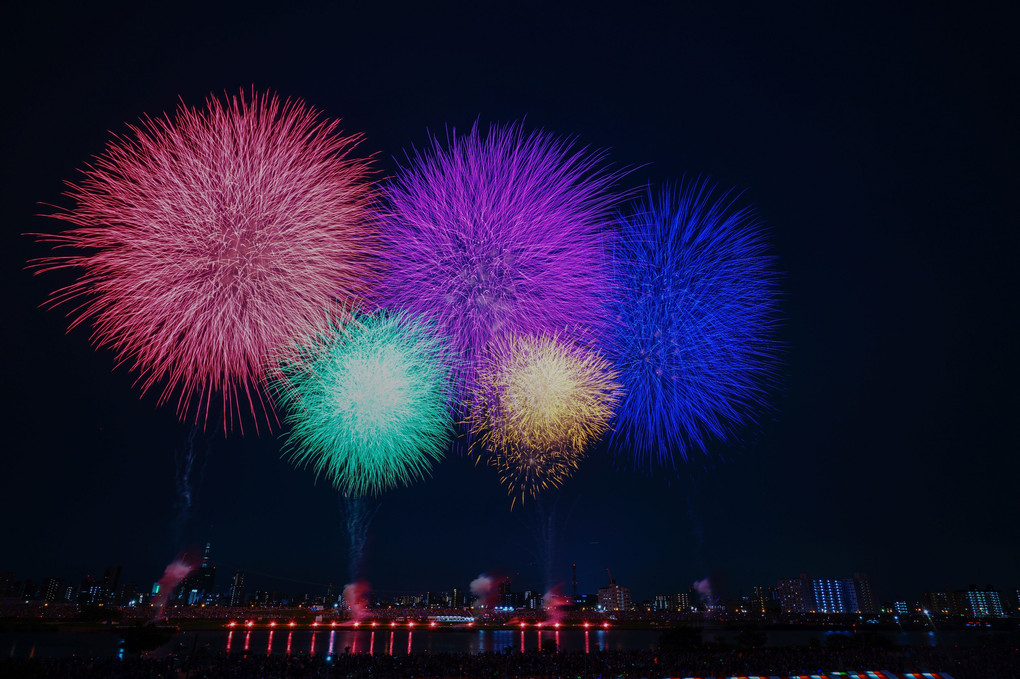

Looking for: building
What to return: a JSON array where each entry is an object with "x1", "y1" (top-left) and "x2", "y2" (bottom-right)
[
  {"x1": 922, "y1": 590, "x2": 955, "y2": 617},
  {"x1": 955, "y1": 586, "x2": 1005, "y2": 617},
  {"x1": 179, "y1": 542, "x2": 217, "y2": 605},
  {"x1": 102, "y1": 565, "x2": 122, "y2": 603},
  {"x1": 812, "y1": 579, "x2": 859, "y2": 614},
  {"x1": 778, "y1": 574, "x2": 873, "y2": 614},
  {"x1": 752, "y1": 585, "x2": 779, "y2": 614},
  {"x1": 41, "y1": 577, "x2": 65, "y2": 603},
  {"x1": 853, "y1": 573, "x2": 876, "y2": 613},
  {"x1": 597, "y1": 579, "x2": 632, "y2": 611},
  {"x1": 777, "y1": 576, "x2": 811, "y2": 613},
  {"x1": 229, "y1": 570, "x2": 246, "y2": 607}
]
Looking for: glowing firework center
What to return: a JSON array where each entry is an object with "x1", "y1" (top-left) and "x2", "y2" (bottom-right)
[
  {"x1": 276, "y1": 312, "x2": 455, "y2": 496},
  {"x1": 472, "y1": 334, "x2": 623, "y2": 502}
]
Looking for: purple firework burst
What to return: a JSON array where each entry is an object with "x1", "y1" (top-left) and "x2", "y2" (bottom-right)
[{"x1": 377, "y1": 122, "x2": 622, "y2": 404}]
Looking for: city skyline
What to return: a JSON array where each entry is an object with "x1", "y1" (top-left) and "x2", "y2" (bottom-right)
[{"x1": 2, "y1": 1, "x2": 1016, "y2": 613}]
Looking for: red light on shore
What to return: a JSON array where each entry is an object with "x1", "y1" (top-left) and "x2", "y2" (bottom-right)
[
  {"x1": 583, "y1": 622, "x2": 591, "y2": 629},
  {"x1": 332, "y1": 622, "x2": 338, "y2": 628},
  {"x1": 312, "y1": 622, "x2": 319, "y2": 627},
  {"x1": 228, "y1": 621, "x2": 237, "y2": 627},
  {"x1": 390, "y1": 621, "x2": 396, "y2": 628},
  {"x1": 602, "y1": 622, "x2": 609, "y2": 629},
  {"x1": 519, "y1": 622, "x2": 526, "y2": 629},
  {"x1": 289, "y1": 621, "x2": 296, "y2": 628},
  {"x1": 408, "y1": 621, "x2": 415, "y2": 628},
  {"x1": 430, "y1": 621, "x2": 437, "y2": 628},
  {"x1": 555, "y1": 623, "x2": 561, "y2": 629},
  {"x1": 270, "y1": 621, "x2": 277, "y2": 628},
  {"x1": 353, "y1": 621, "x2": 360, "y2": 628},
  {"x1": 371, "y1": 622, "x2": 377, "y2": 628},
  {"x1": 246, "y1": 621, "x2": 254, "y2": 628}
]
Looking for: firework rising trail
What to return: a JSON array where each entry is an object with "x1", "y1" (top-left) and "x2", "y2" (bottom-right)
[
  {"x1": 171, "y1": 424, "x2": 214, "y2": 548},
  {"x1": 607, "y1": 181, "x2": 781, "y2": 468},
  {"x1": 32, "y1": 90, "x2": 380, "y2": 432},
  {"x1": 339, "y1": 493, "x2": 380, "y2": 582},
  {"x1": 275, "y1": 310, "x2": 456, "y2": 496},
  {"x1": 378, "y1": 122, "x2": 623, "y2": 406},
  {"x1": 471, "y1": 333, "x2": 623, "y2": 505}
]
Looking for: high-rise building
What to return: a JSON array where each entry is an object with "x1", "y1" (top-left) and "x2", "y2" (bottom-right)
[
  {"x1": 779, "y1": 574, "x2": 873, "y2": 614},
  {"x1": 498, "y1": 577, "x2": 519, "y2": 608},
  {"x1": 853, "y1": 573, "x2": 875, "y2": 614},
  {"x1": 812, "y1": 579, "x2": 859, "y2": 614},
  {"x1": 102, "y1": 565, "x2": 122, "y2": 602},
  {"x1": 777, "y1": 576, "x2": 811, "y2": 613},
  {"x1": 179, "y1": 542, "x2": 217, "y2": 604},
  {"x1": 955, "y1": 586, "x2": 1005, "y2": 617},
  {"x1": 41, "y1": 577, "x2": 65, "y2": 602},
  {"x1": 229, "y1": 570, "x2": 246, "y2": 607}
]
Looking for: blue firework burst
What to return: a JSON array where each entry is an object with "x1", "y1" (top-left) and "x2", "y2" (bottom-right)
[{"x1": 607, "y1": 181, "x2": 781, "y2": 467}]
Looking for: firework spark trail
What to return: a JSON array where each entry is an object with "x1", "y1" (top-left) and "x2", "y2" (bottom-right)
[
  {"x1": 607, "y1": 181, "x2": 781, "y2": 467},
  {"x1": 471, "y1": 333, "x2": 622, "y2": 505},
  {"x1": 275, "y1": 310, "x2": 456, "y2": 496},
  {"x1": 340, "y1": 493, "x2": 380, "y2": 583},
  {"x1": 172, "y1": 426, "x2": 201, "y2": 547},
  {"x1": 378, "y1": 122, "x2": 623, "y2": 406},
  {"x1": 32, "y1": 90, "x2": 380, "y2": 432},
  {"x1": 521, "y1": 492, "x2": 578, "y2": 602}
]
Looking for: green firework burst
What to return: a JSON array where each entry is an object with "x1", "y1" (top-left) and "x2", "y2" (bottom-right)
[{"x1": 275, "y1": 311, "x2": 456, "y2": 496}]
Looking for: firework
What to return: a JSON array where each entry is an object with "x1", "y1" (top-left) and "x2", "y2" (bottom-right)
[
  {"x1": 377, "y1": 122, "x2": 621, "y2": 403},
  {"x1": 471, "y1": 333, "x2": 622, "y2": 504},
  {"x1": 275, "y1": 311, "x2": 455, "y2": 496},
  {"x1": 607, "y1": 182, "x2": 781, "y2": 467},
  {"x1": 32, "y1": 90, "x2": 379, "y2": 431}
]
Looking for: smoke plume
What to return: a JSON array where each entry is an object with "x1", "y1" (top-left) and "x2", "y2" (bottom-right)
[
  {"x1": 342, "y1": 580, "x2": 370, "y2": 622},
  {"x1": 152, "y1": 556, "x2": 199, "y2": 619},
  {"x1": 692, "y1": 578, "x2": 713, "y2": 606},
  {"x1": 470, "y1": 574, "x2": 497, "y2": 608}
]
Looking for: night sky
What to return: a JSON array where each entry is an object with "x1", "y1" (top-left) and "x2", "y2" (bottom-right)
[{"x1": 3, "y1": 2, "x2": 1016, "y2": 606}]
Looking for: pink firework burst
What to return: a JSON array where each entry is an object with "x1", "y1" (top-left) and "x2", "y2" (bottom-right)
[{"x1": 32, "y1": 90, "x2": 380, "y2": 432}]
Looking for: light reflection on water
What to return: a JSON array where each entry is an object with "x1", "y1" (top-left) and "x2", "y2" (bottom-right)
[
  {"x1": 213, "y1": 628, "x2": 623, "y2": 656},
  {"x1": 3, "y1": 627, "x2": 979, "y2": 659}
]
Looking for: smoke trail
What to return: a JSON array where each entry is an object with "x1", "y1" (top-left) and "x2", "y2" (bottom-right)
[
  {"x1": 152, "y1": 556, "x2": 200, "y2": 620},
  {"x1": 692, "y1": 578, "x2": 714, "y2": 607},
  {"x1": 470, "y1": 574, "x2": 497, "y2": 608},
  {"x1": 338, "y1": 494, "x2": 379, "y2": 622},
  {"x1": 542, "y1": 586, "x2": 570, "y2": 624},
  {"x1": 341, "y1": 580, "x2": 371, "y2": 622}
]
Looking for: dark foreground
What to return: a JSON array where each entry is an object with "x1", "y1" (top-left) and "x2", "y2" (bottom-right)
[{"x1": 1, "y1": 645, "x2": 1017, "y2": 679}]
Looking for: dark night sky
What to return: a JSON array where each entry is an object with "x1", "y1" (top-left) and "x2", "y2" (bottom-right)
[{"x1": 2, "y1": 2, "x2": 1017, "y2": 605}]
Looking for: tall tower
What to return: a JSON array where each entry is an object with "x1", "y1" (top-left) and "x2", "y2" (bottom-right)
[{"x1": 229, "y1": 570, "x2": 246, "y2": 607}]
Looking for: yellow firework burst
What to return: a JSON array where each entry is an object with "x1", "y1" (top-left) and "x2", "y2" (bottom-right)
[{"x1": 471, "y1": 333, "x2": 623, "y2": 505}]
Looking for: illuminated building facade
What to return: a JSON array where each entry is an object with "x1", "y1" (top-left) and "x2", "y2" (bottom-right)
[{"x1": 597, "y1": 581, "x2": 632, "y2": 611}]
